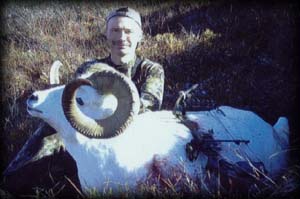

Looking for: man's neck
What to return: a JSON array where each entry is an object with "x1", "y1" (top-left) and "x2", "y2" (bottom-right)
[{"x1": 110, "y1": 53, "x2": 136, "y2": 67}]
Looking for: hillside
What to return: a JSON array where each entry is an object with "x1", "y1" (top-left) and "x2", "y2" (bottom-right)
[{"x1": 1, "y1": 1, "x2": 299, "y2": 198}]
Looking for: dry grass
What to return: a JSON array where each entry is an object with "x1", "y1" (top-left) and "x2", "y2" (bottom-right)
[{"x1": 1, "y1": 1, "x2": 299, "y2": 198}]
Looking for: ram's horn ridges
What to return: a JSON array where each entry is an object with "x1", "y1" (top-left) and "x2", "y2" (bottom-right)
[
  {"x1": 62, "y1": 78, "x2": 104, "y2": 138},
  {"x1": 62, "y1": 66, "x2": 140, "y2": 139}
]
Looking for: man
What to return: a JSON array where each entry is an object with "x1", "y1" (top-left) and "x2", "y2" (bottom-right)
[{"x1": 76, "y1": 7, "x2": 165, "y2": 112}]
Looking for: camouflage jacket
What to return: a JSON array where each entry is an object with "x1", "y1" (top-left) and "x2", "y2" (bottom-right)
[{"x1": 75, "y1": 56, "x2": 165, "y2": 112}]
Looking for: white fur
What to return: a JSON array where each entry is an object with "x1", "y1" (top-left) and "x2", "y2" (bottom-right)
[{"x1": 27, "y1": 85, "x2": 289, "y2": 193}]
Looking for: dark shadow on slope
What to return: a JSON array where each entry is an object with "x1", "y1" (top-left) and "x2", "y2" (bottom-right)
[{"x1": 1, "y1": 149, "x2": 81, "y2": 198}]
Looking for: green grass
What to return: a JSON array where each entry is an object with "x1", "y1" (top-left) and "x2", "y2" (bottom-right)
[{"x1": 1, "y1": 1, "x2": 299, "y2": 198}]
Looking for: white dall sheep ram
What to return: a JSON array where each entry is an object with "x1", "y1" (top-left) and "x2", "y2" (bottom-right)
[{"x1": 26, "y1": 62, "x2": 289, "y2": 194}]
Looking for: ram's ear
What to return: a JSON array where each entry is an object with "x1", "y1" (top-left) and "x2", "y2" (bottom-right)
[
  {"x1": 62, "y1": 65, "x2": 140, "y2": 139},
  {"x1": 50, "y1": 60, "x2": 63, "y2": 85}
]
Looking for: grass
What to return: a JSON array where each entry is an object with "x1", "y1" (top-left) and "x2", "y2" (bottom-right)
[{"x1": 1, "y1": 1, "x2": 300, "y2": 198}]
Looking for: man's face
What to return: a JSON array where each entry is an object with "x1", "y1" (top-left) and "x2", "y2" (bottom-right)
[{"x1": 106, "y1": 16, "x2": 142, "y2": 57}]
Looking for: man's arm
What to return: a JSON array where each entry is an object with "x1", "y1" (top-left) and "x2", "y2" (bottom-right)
[{"x1": 139, "y1": 62, "x2": 165, "y2": 112}]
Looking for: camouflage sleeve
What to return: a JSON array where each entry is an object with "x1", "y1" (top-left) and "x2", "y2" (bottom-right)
[{"x1": 139, "y1": 62, "x2": 165, "y2": 112}]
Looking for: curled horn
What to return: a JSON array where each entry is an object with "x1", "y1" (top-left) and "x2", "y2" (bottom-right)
[{"x1": 62, "y1": 64, "x2": 140, "y2": 138}]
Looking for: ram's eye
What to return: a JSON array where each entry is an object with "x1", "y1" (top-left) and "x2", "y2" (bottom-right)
[{"x1": 76, "y1": 98, "x2": 84, "y2": 106}]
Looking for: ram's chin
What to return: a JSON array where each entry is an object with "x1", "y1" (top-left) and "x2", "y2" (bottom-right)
[{"x1": 27, "y1": 106, "x2": 43, "y2": 117}]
